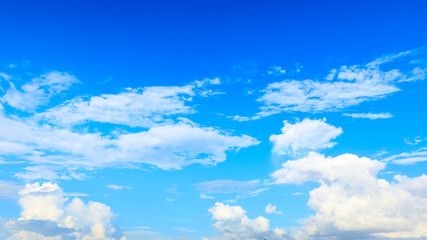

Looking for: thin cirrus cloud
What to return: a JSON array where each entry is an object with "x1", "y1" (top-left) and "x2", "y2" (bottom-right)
[
  {"x1": 107, "y1": 185, "x2": 132, "y2": 190},
  {"x1": 0, "y1": 72, "x2": 258, "y2": 179},
  {"x1": 195, "y1": 179, "x2": 261, "y2": 194},
  {"x1": 342, "y1": 112, "x2": 393, "y2": 119},
  {"x1": 270, "y1": 152, "x2": 427, "y2": 238},
  {"x1": 383, "y1": 147, "x2": 427, "y2": 165},
  {"x1": 232, "y1": 48, "x2": 427, "y2": 121},
  {"x1": 0, "y1": 181, "x2": 21, "y2": 199},
  {"x1": 269, "y1": 118, "x2": 343, "y2": 155}
]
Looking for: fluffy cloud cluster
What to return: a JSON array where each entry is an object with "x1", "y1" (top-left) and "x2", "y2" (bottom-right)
[
  {"x1": 205, "y1": 202, "x2": 292, "y2": 240},
  {"x1": 270, "y1": 119, "x2": 342, "y2": 155},
  {"x1": 265, "y1": 204, "x2": 281, "y2": 215},
  {"x1": 0, "y1": 72, "x2": 257, "y2": 178},
  {"x1": 272, "y1": 152, "x2": 427, "y2": 239},
  {"x1": 4, "y1": 182, "x2": 125, "y2": 240}
]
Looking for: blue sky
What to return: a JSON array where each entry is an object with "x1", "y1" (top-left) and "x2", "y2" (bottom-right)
[{"x1": 0, "y1": 1, "x2": 426, "y2": 239}]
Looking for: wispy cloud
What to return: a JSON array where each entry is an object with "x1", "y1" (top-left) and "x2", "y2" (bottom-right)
[
  {"x1": 232, "y1": 48, "x2": 426, "y2": 120},
  {"x1": 383, "y1": 147, "x2": 427, "y2": 165},
  {"x1": 0, "y1": 73, "x2": 258, "y2": 179},
  {"x1": 0, "y1": 71, "x2": 79, "y2": 112},
  {"x1": 107, "y1": 185, "x2": 132, "y2": 190},
  {"x1": 343, "y1": 112, "x2": 393, "y2": 119},
  {"x1": 196, "y1": 179, "x2": 260, "y2": 194}
]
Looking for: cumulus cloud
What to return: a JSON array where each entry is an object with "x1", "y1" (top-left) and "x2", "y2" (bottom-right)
[
  {"x1": 205, "y1": 202, "x2": 292, "y2": 240},
  {"x1": 271, "y1": 152, "x2": 427, "y2": 239},
  {"x1": 342, "y1": 112, "x2": 393, "y2": 119},
  {"x1": 0, "y1": 71, "x2": 79, "y2": 112},
  {"x1": 4, "y1": 182, "x2": 126, "y2": 240},
  {"x1": 265, "y1": 203, "x2": 282, "y2": 215},
  {"x1": 270, "y1": 119, "x2": 342, "y2": 155}
]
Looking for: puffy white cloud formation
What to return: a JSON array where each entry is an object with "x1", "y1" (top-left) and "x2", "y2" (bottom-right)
[
  {"x1": 270, "y1": 119, "x2": 342, "y2": 155},
  {"x1": 206, "y1": 202, "x2": 292, "y2": 240},
  {"x1": 4, "y1": 182, "x2": 126, "y2": 240},
  {"x1": 272, "y1": 152, "x2": 427, "y2": 239},
  {"x1": 0, "y1": 71, "x2": 79, "y2": 112},
  {"x1": 265, "y1": 204, "x2": 281, "y2": 215}
]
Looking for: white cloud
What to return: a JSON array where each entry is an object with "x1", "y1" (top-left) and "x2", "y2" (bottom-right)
[
  {"x1": 4, "y1": 182, "x2": 126, "y2": 240},
  {"x1": 270, "y1": 119, "x2": 342, "y2": 155},
  {"x1": 107, "y1": 185, "x2": 132, "y2": 190},
  {"x1": 325, "y1": 69, "x2": 337, "y2": 80},
  {"x1": 200, "y1": 193, "x2": 215, "y2": 199},
  {"x1": 0, "y1": 71, "x2": 79, "y2": 112},
  {"x1": 343, "y1": 112, "x2": 393, "y2": 119},
  {"x1": 267, "y1": 66, "x2": 286, "y2": 76},
  {"x1": 244, "y1": 49, "x2": 427, "y2": 119},
  {"x1": 0, "y1": 112, "x2": 258, "y2": 178},
  {"x1": 205, "y1": 202, "x2": 292, "y2": 240},
  {"x1": 172, "y1": 227, "x2": 197, "y2": 233},
  {"x1": 271, "y1": 152, "x2": 427, "y2": 238},
  {"x1": 0, "y1": 72, "x2": 255, "y2": 178},
  {"x1": 383, "y1": 147, "x2": 427, "y2": 165},
  {"x1": 258, "y1": 69, "x2": 400, "y2": 115},
  {"x1": 37, "y1": 85, "x2": 195, "y2": 128},
  {"x1": 196, "y1": 180, "x2": 260, "y2": 194},
  {"x1": 265, "y1": 203, "x2": 282, "y2": 215},
  {"x1": 123, "y1": 228, "x2": 171, "y2": 240},
  {"x1": 404, "y1": 136, "x2": 423, "y2": 145},
  {"x1": 0, "y1": 181, "x2": 21, "y2": 199}
]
